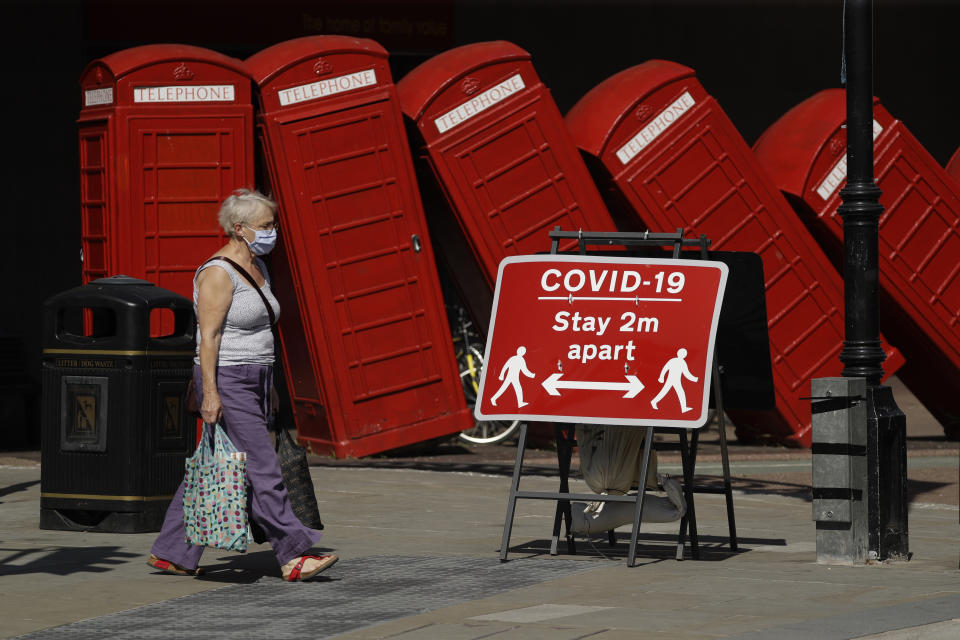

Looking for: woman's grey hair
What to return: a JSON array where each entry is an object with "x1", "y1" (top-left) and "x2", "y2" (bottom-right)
[{"x1": 217, "y1": 188, "x2": 277, "y2": 236}]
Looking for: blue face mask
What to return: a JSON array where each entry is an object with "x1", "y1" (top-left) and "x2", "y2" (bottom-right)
[{"x1": 243, "y1": 226, "x2": 278, "y2": 256}]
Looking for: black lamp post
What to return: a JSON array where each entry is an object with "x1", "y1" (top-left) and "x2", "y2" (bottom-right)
[{"x1": 838, "y1": 0, "x2": 908, "y2": 561}]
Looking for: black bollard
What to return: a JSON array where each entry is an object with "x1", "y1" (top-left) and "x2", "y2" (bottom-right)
[{"x1": 838, "y1": 0, "x2": 908, "y2": 561}]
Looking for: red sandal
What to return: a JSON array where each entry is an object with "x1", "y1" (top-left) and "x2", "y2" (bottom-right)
[
  {"x1": 283, "y1": 554, "x2": 338, "y2": 582},
  {"x1": 147, "y1": 554, "x2": 205, "y2": 576}
]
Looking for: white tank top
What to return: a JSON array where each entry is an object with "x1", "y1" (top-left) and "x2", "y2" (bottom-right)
[{"x1": 193, "y1": 258, "x2": 280, "y2": 366}]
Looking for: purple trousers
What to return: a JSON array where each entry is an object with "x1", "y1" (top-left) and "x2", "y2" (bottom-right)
[{"x1": 151, "y1": 364, "x2": 322, "y2": 569}]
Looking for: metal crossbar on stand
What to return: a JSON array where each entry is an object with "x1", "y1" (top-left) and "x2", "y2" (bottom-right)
[{"x1": 497, "y1": 227, "x2": 737, "y2": 567}]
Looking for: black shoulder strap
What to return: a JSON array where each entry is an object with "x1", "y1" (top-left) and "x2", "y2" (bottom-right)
[{"x1": 204, "y1": 256, "x2": 276, "y2": 326}]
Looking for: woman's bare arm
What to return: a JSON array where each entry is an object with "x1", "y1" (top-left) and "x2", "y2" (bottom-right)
[{"x1": 195, "y1": 266, "x2": 233, "y2": 425}]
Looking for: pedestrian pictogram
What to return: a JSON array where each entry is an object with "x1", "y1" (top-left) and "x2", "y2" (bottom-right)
[
  {"x1": 490, "y1": 346, "x2": 535, "y2": 407},
  {"x1": 475, "y1": 255, "x2": 728, "y2": 428},
  {"x1": 651, "y1": 348, "x2": 698, "y2": 413}
]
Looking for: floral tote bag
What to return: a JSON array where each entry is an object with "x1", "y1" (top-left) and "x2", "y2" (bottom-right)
[{"x1": 183, "y1": 422, "x2": 249, "y2": 552}]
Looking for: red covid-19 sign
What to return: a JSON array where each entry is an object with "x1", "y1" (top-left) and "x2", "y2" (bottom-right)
[{"x1": 475, "y1": 255, "x2": 728, "y2": 428}]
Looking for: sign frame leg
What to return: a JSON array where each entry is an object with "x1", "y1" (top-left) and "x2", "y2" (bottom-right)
[
  {"x1": 675, "y1": 429, "x2": 701, "y2": 560},
  {"x1": 499, "y1": 423, "x2": 529, "y2": 561},
  {"x1": 550, "y1": 423, "x2": 575, "y2": 556},
  {"x1": 627, "y1": 425, "x2": 656, "y2": 567},
  {"x1": 714, "y1": 358, "x2": 739, "y2": 551}
]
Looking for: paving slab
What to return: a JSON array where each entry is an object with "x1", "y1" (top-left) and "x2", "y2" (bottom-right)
[{"x1": 859, "y1": 619, "x2": 960, "y2": 640}]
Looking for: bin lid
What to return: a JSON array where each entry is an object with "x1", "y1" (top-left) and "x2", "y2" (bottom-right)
[
  {"x1": 45, "y1": 275, "x2": 191, "y2": 309},
  {"x1": 90, "y1": 275, "x2": 157, "y2": 287},
  {"x1": 87, "y1": 44, "x2": 247, "y2": 80},
  {"x1": 565, "y1": 60, "x2": 695, "y2": 157},
  {"x1": 244, "y1": 35, "x2": 388, "y2": 86},
  {"x1": 396, "y1": 41, "x2": 530, "y2": 121},
  {"x1": 42, "y1": 275, "x2": 195, "y2": 351}
]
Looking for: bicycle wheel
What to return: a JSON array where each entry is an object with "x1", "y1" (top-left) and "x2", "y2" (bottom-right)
[{"x1": 456, "y1": 345, "x2": 521, "y2": 444}]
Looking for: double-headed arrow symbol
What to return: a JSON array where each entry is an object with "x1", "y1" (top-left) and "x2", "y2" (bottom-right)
[{"x1": 541, "y1": 373, "x2": 644, "y2": 398}]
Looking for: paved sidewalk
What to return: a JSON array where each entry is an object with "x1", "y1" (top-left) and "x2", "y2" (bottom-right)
[
  {"x1": 2, "y1": 376, "x2": 957, "y2": 638},
  {"x1": 2, "y1": 450, "x2": 959, "y2": 639}
]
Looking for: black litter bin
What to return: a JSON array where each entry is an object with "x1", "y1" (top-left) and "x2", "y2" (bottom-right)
[{"x1": 40, "y1": 275, "x2": 196, "y2": 533}]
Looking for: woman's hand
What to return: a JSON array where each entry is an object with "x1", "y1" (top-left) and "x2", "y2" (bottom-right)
[{"x1": 201, "y1": 391, "x2": 222, "y2": 426}]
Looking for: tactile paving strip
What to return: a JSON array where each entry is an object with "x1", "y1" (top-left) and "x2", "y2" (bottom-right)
[{"x1": 15, "y1": 555, "x2": 597, "y2": 639}]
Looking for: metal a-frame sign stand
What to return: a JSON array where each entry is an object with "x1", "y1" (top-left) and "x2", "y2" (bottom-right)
[{"x1": 498, "y1": 228, "x2": 738, "y2": 567}]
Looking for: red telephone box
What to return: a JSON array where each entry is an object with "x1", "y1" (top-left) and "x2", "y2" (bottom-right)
[
  {"x1": 565, "y1": 61, "x2": 904, "y2": 448},
  {"x1": 946, "y1": 146, "x2": 960, "y2": 186},
  {"x1": 244, "y1": 36, "x2": 473, "y2": 458},
  {"x1": 396, "y1": 41, "x2": 617, "y2": 332},
  {"x1": 754, "y1": 89, "x2": 960, "y2": 436},
  {"x1": 78, "y1": 45, "x2": 254, "y2": 328}
]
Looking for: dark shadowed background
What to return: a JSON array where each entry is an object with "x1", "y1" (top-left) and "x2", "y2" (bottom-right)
[{"x1": 1, "y1": 0, "x2": 955, "y2": 447}]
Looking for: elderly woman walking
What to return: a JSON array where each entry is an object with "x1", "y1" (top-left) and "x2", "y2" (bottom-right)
[{"x1": 148, "y1": 189, "x2": 335, "y2": 582}]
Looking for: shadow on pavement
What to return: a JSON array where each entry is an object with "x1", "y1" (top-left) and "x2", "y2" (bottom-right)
[
  {"x1": 689, "y1": 475, "x2": 954, "y2": 507},
  {"x1": 907, "y1": 478, "x2": 956, "y2": 504},
  {"x1": 0, "y1": 479, "x2": 40, "y2": 502},
  {"x1": 712, "y1": 476, "x2": 813, "y2": 501},
  {"x1": 0, "y1": 545, "x2": 139, "y2": 576},
  {"x1": 192, "y1": 547, "x2": 340, "y2": 584},
  {"x1": 311, "y1": 457, "x2": 561, "y2": 478},
  {"x1": 905, "y1": 434, "x2": 955, "y2": 445},
  {"x1": 507, "y1": 531, "x2": 783, "y2": 563}
]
